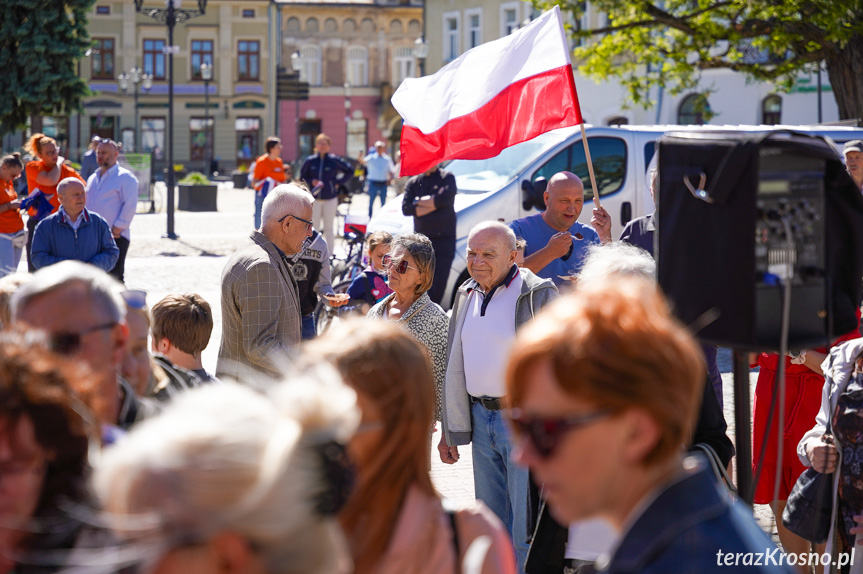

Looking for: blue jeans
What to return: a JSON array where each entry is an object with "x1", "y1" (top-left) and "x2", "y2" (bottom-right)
[
  {"x1": 254, "y1": 192, "x2": 265, "y2": 230},
  {"x1": 0, "y1": 234, "x2": 23, "y2": 279},
  {"x1": 471, "y1": 400, "x2": 529, "y2": 573},
  {"x1": 301, "y1": 314, "x2": 316, "y2": 340},
  {"x1": 367, "y1": 180, "x2": 387, "y2": 217}
]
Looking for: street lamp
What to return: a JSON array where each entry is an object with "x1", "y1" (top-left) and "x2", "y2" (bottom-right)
[
  {"x1": 413, "y1": 36, "x2": 428, "y2": 77},
  {"x1": 291, "y1": 51, "x2": 301, "y2": 163},
  {"x1": 134, "y1": 0, "x2": 208, "y2": 240},
  {"x1": 344, "y1": 82, "x2": 352, "y2": 157},
  {"x1": 200, "y1": 61, "x2": 213, "y2": 174},
  {"x1": 118, "y1": 66, "x2": 153, "y2": 152}
]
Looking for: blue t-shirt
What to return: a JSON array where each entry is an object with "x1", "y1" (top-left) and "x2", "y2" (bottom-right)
[
  {"x1": 510, "y1": 213, "x2": 599, "y2": 286},
  {"x1": 347, "y1": 268, "x2": 393, "y2": 304}
]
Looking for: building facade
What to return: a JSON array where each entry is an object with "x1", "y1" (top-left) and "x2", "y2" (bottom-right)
[
  {"x1": 275, "y1": 0, "x2": 423, "y2": 164},
  {"x1": 69, "y1": 0, "x2": 277, "y2": 173},
  {"x1": 424, "y1": 0, "x2": 841, "y2": 129}
]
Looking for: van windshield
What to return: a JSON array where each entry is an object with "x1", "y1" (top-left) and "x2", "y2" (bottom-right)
[{"x1": 444, "y1": 132, "x2": 566, "y2": 194}]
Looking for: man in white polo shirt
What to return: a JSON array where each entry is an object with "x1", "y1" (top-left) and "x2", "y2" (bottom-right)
[
  {"x1": 85, "y1": 139, "x2": 139, "y2": 283},
  {"x1": 440, "y1": 220, "x2": 558, "y2": 573}
]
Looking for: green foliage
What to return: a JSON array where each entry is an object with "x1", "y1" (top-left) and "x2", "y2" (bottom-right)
[
  {"x1": 540, "y1": 0, "x2": 863, "y2": 119},
  {"x1": 179, "y1": 172, "x2": 212, "y2": 185},
  {"x1": 0, "y1": 0, "x2": 96, "y2": 135}
]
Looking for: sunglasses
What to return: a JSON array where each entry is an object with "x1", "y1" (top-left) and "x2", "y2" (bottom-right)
[
  {"x1": 50, "y1": 322, "x2": 117, "y2": 356},
  {"x1": 505, "y1": 408, "x2": 609, "y2": 459},
  {"x1": 381, "y1": 254, "x2": 417, "y2": 275},
  {"x1": 278, "y1": 213, "x2": 314, "y2": 231}
]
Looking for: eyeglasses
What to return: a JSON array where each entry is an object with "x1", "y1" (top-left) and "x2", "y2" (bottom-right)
[
  {"x1": 50, "y1": 322, "x2": 117, "y2": 356},
  {"x1": 278, "y1": 213, "x2": 314, "y2": 231},
  {"x1": 505, "y1": 408, "x2": 609, "y2": 459},
  {"x1": 381, "y1": 254, "x2": 417, "y2": 275}
]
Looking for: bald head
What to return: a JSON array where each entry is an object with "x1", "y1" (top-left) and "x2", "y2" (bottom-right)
[
  {"x1": 57, "y1": 178, "x2": 87, "y2": 219},
  {"x1": 96, "y1": 141, "x2": 120, "y2": 170},
  {"x1": 543, "y1": 171, "x2": 585, "y2": 231}
]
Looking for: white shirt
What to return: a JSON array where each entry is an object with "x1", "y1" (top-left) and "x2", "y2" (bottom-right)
[
  {"x1": 85, "y1": 163, "x2": 139, "y2": 240},
  {"x1": 60, "y1": 207, "x2": 87, "y2": 231},
  {"x1": 460, "y1": 269, "x2": 523, "y2": 398}
]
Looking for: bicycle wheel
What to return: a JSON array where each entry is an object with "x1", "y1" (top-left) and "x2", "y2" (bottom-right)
[{"x1": 314, "y1": 279, "x2": 356, "y2": 336}]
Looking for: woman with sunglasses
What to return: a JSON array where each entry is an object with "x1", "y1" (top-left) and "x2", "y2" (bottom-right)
[
  {"x1": 306, "y1": 319, "x2": 516, "y2": 574},
  {"x1": 506, "y1": 277, "x2": 794, "y2": 574},
  {"x1": 0, "y1": 330, "x2": 98, "y2": 574},
  {"x1": 0, "y1": 153, "x2": 25, "y2": 278},
  {"x1": 367, "y1": 232, "x2": 449, "y2": 421},
  {"x1": 22, "y1": 134, "x2": 84, "y2": 272}
]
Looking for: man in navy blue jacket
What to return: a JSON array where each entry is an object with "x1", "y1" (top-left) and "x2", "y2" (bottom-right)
[
  {"x1": 31, "y1": 177, "x2": 119, "y2": 272},
  {"x1": 299, "y1": 133, "x2": 353, "y2": 250}
]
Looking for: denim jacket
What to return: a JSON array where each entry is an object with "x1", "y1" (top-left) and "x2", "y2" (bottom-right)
[
  {"x1": 601, "y1": 455, "x2": 796, "y2": 574},
  {"x1": 31, "y1": 207, "x2": 119, "y2": 272}
]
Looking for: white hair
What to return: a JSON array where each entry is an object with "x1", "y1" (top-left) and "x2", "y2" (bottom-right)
[
  {"x1": 468, "y1": 220, "x2": 517, "y2": 251},
  {"x1": 57, "y1": 177, "x2": 84, "y2": 195},
  {"x1": 11, "y1": 260, "x2": 126, "y2": 323},
  {"x1": 261, "y1": 183, "x2": 314, "y2": 228},
  {"x1": 93, "y1": 365, "x2": 359, "y2": 574},
  {"x1": 577, "y1": 242, "x2": 656, "y2": 286}
]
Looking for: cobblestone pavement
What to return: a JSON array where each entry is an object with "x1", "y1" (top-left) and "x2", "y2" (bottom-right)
[{"x1": 78, "y1": 182, "x2": 777, "y2": 543}]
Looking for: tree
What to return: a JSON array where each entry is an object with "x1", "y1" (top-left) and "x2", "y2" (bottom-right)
[
  {"x1": 542, "y1": 0, "x2": 863, "y2": 120},
  {"x1": 0, "y1": 0, "x2": 96, "y2": 136}
]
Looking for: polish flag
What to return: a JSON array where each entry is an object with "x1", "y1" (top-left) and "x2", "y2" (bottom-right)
[{"x1": 392, "y1": 6, "x2": 582, "y2": 177}]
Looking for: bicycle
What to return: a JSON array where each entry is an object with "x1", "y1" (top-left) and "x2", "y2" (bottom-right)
[
  {"x1": 330, "y1": 224, "x2": 367, "y2": 284},
  {"x1": 313, "y1": 278, "x2": 359, "y2": 336}
]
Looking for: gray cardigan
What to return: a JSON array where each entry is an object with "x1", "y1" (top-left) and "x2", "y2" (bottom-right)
[{"x1": 442, "y1": 267, "x2": 558, "y2": 446}]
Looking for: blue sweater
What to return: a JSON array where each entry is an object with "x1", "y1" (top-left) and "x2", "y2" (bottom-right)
[{"x1": 31, "y1": 207, "x2": 119, "y2": 272}]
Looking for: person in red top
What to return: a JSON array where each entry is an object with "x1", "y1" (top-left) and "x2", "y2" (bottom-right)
[
  {"x1": 0, "y1": 153, "x2": 25, "y2": 277},
  {"x1": 251, "y1": 137, "x2": 288, "y2": 230},
  {"x1": 23, "y1": 133, "x2": 84, "y2": 271},
  {"x1": 751, "y1": 317, "x2": 861, "y2": 567}
]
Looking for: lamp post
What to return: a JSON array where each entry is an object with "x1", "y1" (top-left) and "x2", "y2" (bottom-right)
[
  {"x1": 118, "y1": 67, "x2": 153, "y2": 152},
  {"x1": 134, "y1": 0, "x2": 208, "y2": 240},
  {"x1": 344, "y1": 82, "x2": 352, "y2": 157},
  {"x1": 291, "y1": 51, "x2": 301, "y2": 163},
  {"x1": 200, "y1": 61, "x2": 213, "y2": 174},
  {"x1": 413, "y1": 36, "x2": 428, "y2": 77}
]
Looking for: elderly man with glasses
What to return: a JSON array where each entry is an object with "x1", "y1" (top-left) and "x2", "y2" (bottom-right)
[
  {"x1": 439, "y1": 220, "x2": 558, "y2": 573},
  {"x1": 11, "y1": 260, "x2": 150, "y2": 434},
  {"x1": 217, "y1": 183, "x2": 314, "y2": 382}
]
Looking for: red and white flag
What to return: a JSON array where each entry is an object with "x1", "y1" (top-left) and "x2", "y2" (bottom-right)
[{"x1": 392, "y1": 6, "x2": 582, "y2": 177}]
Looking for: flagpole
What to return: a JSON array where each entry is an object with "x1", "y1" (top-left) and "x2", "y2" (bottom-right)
[{"x1": 580, "y1": 123, "x2": 601, "y2": 209}]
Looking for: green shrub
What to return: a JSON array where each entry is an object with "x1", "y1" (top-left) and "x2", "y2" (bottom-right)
[{"x1": 179, "y1": 172, "x2": 211, "y2": 185}]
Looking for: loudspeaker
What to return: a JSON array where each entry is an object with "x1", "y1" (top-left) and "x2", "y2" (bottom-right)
[{"x1": 656, "y1": 131, "x2": 863, "y2": 351}]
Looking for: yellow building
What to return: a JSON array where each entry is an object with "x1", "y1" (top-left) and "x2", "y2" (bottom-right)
[{"x1": 76, "y1": 0, "x2": 276, "y2": 172}]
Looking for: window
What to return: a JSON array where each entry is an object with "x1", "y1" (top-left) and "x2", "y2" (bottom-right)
[
  {"x1": 238, "y1": 41, "x2": 260, "y2": 81},
  {"x1": 606, "y1": 116, "x2": 628, "y2": 126},
  {"x1": 677, "y1": 93, "x2": 710, "y2": 125},
  {"x1": 443, "y1": 12, "x2": 460, "y2": 62},
  {"x1": 299, "y1": 119, "x2": 321, "y2": 159},
  {"x1": 762, "y1": 95, "x2": 782, "y2": 125},
  {"x1": 392, "y1": 46, "x2": 415, "y2": 85},
  {"x1": 347, "y1": 118, "x2": 367, "y2": 159},
  {"x1": 500, "y1": 3, "x2": 519, "y2": 36},
  {"x1": 91, "y1": 38, "x2": 114, "y2": 79},
  {"x1": 190, "y1": 117, "x2": 214, "y2": 161},
  {"x1": 465, "y1": 9, "x2": 482, "y2": 50},
  {"x1": 143, "y1": 39, "x2": 166, "y2": 80},
  {"x1": 236, "y1": 117, "x2": 260, "y2": 165},
  {"x1": 242, "y1": 9, "x2": 254, "y2": 18},
  {"x1": 141, "y1": 117, "x2": 165, "y2": 155},
  {"x1": 346, "y1": 46, "x2": 368, "y2": 86},
  {"x1": 191, "y1": 40, "x2": 214, "y2": 80},
  {"x1": 298, "y1": 45, "x2": 321, "y2": 86},
  {"x1": 95, "y1": 5, "x2": 109, "y2": 14},
  {"x1": 532, "y1": 137, "x2": 627, "y2": 200}
]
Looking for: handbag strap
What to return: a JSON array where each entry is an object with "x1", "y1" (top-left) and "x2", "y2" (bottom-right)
[{"x1": 693, "y1": 442, "x2": 738, "y2": 498}]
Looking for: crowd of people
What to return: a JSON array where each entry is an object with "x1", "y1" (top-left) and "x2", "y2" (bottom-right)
[{"x1": 2, "y1": 133, "x2": 863, "y2": 574}]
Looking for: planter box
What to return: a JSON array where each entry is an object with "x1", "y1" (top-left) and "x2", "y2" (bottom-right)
[
  {"x1": 232, "y1": 171, "x2": 249, "y2": 189},
  {"x1": 178, "y1": 184, "x2": 218, "y2": 211}
]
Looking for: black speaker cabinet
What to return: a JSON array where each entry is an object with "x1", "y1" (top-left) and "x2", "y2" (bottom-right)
[{"x1": 656, "y1": 131, "x2": 863, "y2": 351}]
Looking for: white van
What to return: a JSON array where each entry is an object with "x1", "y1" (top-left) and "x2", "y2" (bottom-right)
[{"x1": 369, "y1": 123, "x2": 863, "y2": 309}]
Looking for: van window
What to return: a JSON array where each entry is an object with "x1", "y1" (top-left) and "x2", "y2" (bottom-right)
[
  {"x1": 532, "y1": 137, "x2": 627, "y2": 200},
  {"x1": 644, "y1": 141, "x2": 656, "y2": 168}
]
